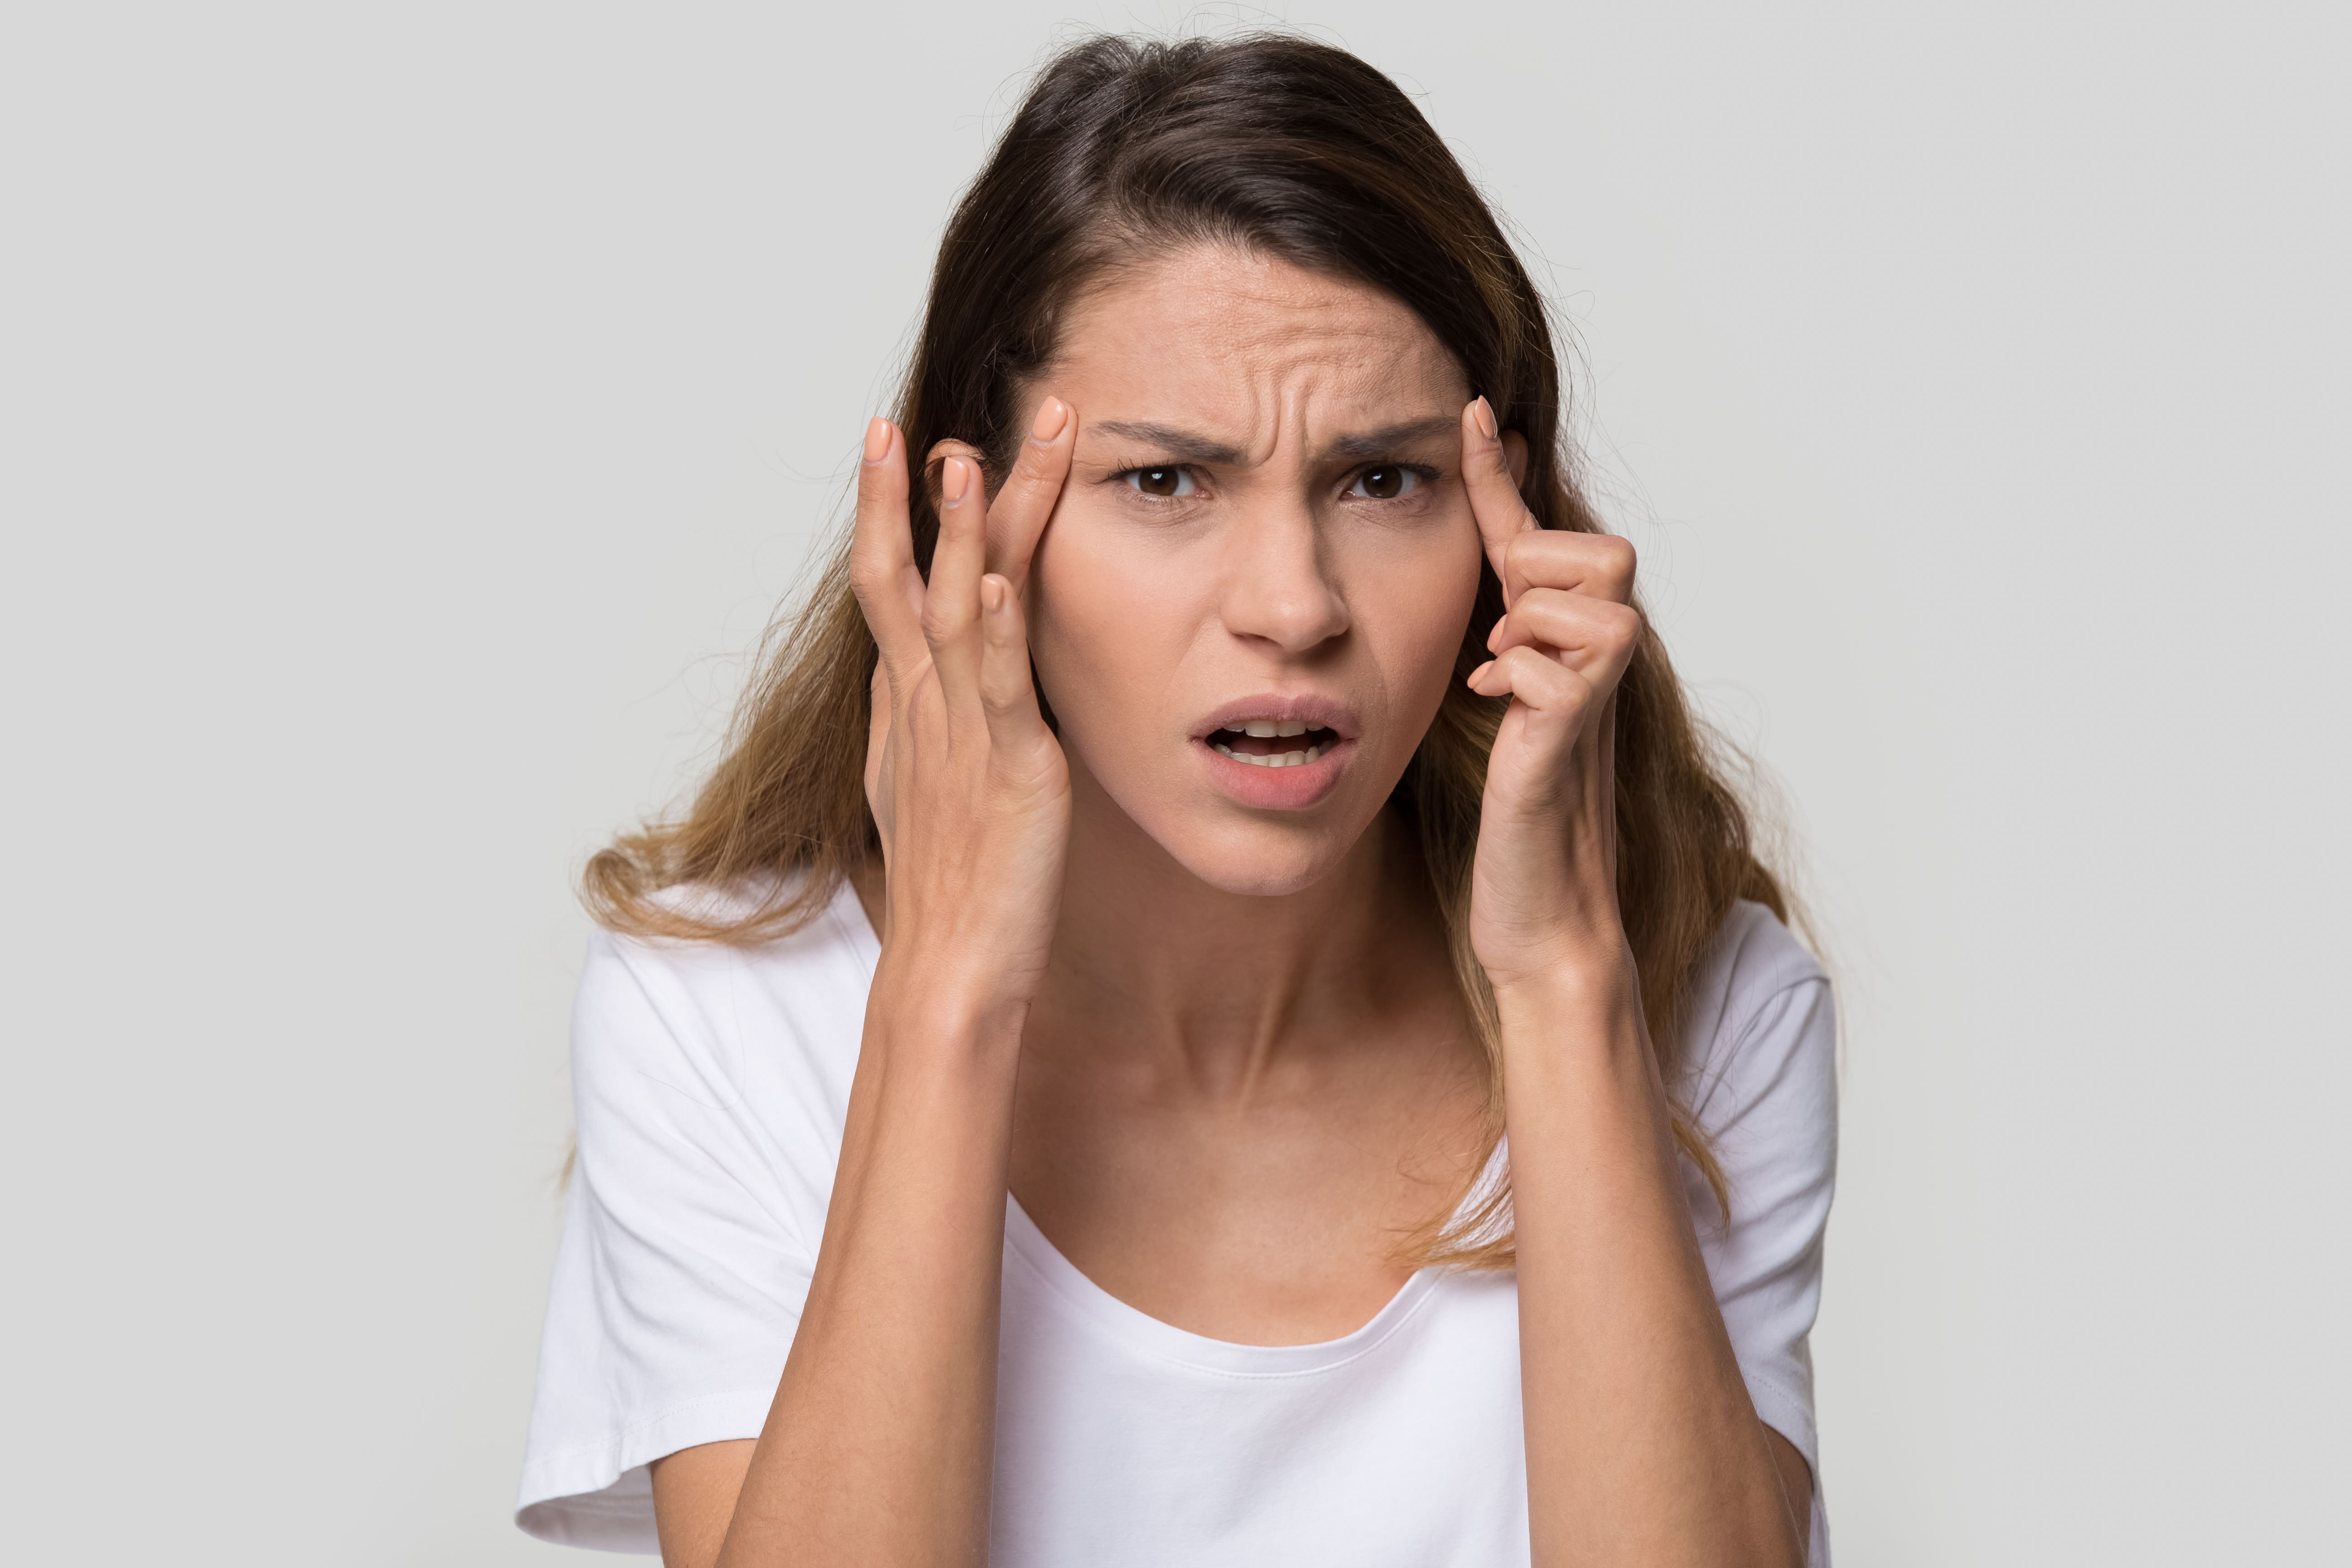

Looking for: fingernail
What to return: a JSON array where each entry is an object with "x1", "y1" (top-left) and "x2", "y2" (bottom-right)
[
  {"x1": 1469, "y1": 660, "x2": 1495, "y2": 687},
  {"x1": 1029, "y1": 396, "x2": 1068, "y2": 445},
  {"x1": 981, "y1": 575, "x2": 1007, "y2": 614},
  {"x1": 942, "y1": 457, "x2": 972, "y2": 507},
  {"x1": 1472, "y1": 397, "x2": 1498, "y2": 443},
  {"x1": 863, "y1": 416, "x2": 891, "y2": 464}
]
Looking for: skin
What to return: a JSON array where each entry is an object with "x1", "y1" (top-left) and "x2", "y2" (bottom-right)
[{"x1": 647, "y1": 246, "x2": 1814, "y2": 1567}]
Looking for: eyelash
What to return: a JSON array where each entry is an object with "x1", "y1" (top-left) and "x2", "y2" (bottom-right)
[
  {"x1": 1117, "y1": 465, "x2": 1199, "y2": 498},
  {"x1": 1343, "y1": 464, "x2": 1436, "y2": 500},
  {"x1": 1112, "y1": 463, "x2": 1439, "y2": 501}
]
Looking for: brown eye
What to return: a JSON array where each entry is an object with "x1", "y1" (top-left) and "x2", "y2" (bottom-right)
[
  {"x1": 1351, "y1": 466, "x2": 1417, "y2": 500},
  {"x1": 1125, "y1": 466, "x2": 1193, "y2": 498}
]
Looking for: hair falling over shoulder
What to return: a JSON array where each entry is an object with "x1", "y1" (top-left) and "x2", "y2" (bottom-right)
[{"x1": 583, "y1": 33, "x2": 1793, "y2": 1269}]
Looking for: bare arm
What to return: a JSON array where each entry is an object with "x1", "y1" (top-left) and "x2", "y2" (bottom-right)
[
  {"x1": 1459, "y1": 397, "x2": 1810, "y2": 1567},
  {"x1": 1498, "y1": 973, "x2": 1811, "y2": 1565},
  {"x1": 649, "y1": 403, "x2": 1080, "y2": 1568}
]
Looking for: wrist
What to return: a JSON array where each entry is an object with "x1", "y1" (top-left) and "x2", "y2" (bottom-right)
[
  {"x1": 1496, "y1": 959, "x2": 1627, "y2": 1020},
  {"x1": 867, "y1": 953, "x2": 1033, "y2": 1065},
  {"x1": 1481, "y1": 907, "x2": 1634, "y2": 987},
  {"x1": 1487, "y1": 940, "x2": 1642, "y2": 1032}
]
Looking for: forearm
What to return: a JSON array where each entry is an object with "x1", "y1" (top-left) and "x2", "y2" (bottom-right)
[
  {"x1": 1502, "y1": 962, "x2": 1803, "y2": 1568},
  {"x1": 717, "y1": 978, "x2": 1025, "y2": 1568}
]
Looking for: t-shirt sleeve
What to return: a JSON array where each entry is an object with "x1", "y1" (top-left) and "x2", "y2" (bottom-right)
[
  {"x1": 515, "y1": 928, "x2": 831, "y2": 1553},
  {"x1": 1678, "y1": 904, "x2": 1839, "y2": 1560}
]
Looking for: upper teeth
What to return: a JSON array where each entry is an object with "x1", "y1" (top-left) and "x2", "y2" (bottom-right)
[{"x1": 1210, "y1": 718, "x2": 1330, "y2": 767}]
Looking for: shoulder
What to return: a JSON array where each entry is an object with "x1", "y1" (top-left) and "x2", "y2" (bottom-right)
[
  {"x1": 1674, "y1": 904, "x2": 1837, "y2": 1508},
  {"x1": 572, "y1": 872, "x2": 878, "y2": 1113},
  {"x1": 523, "y1": 879, "x2": 871, "y2": 1548},
  {"x1": 1675, "y1": 900, "x2": 1835, "y2": 1135},
  {"x1": 1697, "y1": 899, "x2": 1825, "y2": 1013}
]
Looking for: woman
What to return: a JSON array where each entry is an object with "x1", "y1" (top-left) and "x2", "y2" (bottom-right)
[{"x1": 517, "y1": 32, "x2": 1835, "y2": 1568}]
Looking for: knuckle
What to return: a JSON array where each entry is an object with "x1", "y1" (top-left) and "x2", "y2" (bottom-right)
[
  {"x1": 1514, "y1": 591, "x2": 1565, "y2": 637},
  {"x1": 1600, "y1": 548, "x2": 1637, "y2": 598}
]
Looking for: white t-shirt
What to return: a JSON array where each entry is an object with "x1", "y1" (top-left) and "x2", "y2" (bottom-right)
[{"x1": 516, "y1": 879, "x2": 1837, "y2": 1563}]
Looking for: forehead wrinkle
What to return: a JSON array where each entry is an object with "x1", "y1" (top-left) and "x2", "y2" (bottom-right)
[{"x1": 1055, "y1": 250, "x2": 1469, "y2": 468}]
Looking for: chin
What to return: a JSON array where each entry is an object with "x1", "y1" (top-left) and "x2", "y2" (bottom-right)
[
  {"x1": 1151, "y1": 810, "x2": 1371, "y2": 899},
  {"x1": 1071, "y1": 745, "x2": 1398, "y2": 899}
]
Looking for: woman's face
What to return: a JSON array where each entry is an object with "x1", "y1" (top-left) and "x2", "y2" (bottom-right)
[{"x1": 1022, "y1": 244, "x2": 1485, "y2": 897}]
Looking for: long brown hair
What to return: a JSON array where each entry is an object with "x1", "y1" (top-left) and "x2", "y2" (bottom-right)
[{"x1": 585, "y1": 33, "x2": 1789, "y2": 1267}]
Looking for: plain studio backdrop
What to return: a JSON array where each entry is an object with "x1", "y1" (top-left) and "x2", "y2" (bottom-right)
[{"x1": 4, "y1": 2, "x2": 2345, "y2": 1563}]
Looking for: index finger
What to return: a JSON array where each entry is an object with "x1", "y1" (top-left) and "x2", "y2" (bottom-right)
[
  {"x1": 1460, "y1": 396, "x2": 1539, "y2": 603},
  {"x1": 847, "y1": 416, "x2": 928, "y2": 684},
  {"x1": 985, "y1": 395, "x2": 1076, "y2": 595}
]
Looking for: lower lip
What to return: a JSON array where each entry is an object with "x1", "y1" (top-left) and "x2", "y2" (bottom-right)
[{"x1": 1195, "y1": 736, "x2": 1352, "y2": 810}]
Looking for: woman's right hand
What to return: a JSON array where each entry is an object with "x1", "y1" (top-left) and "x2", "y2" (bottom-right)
[
  {"x1": 850, "y1": 397, "x2": 1077, "y2": 1035},
  {"x1": 662, "y1": 402, "x2": 1080, "y2": 1568}
]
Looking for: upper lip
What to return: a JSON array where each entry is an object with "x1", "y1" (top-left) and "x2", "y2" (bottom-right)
[{"x1": 1191, "y1": 694, "x2": 1361, "y2": 742}]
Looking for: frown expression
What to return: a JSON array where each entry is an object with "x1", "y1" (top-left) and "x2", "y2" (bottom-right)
[{"x1": 1021, "y1": 244, "x2": 1486, "y2": 896}]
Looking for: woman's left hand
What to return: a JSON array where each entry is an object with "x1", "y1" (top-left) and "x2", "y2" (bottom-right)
[{"x1": 1457, "y1": 396, "x2": 1644, "y2": 999}]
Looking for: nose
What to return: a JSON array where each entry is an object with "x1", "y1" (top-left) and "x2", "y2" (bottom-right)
[{"x1": 1216, "y1": 497, "x2": 1350, "y2": 655}]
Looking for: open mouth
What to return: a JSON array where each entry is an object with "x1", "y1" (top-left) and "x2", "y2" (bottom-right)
[{"x1": 1206, "y1": 718, "x2": 1340, "y2": 768}]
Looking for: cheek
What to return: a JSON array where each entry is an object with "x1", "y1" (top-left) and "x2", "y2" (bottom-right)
[
  {"x1": 1352, "y1": 519, "x2": 1485, "y2": 728},
  {"x1": 1025, "y1": 518, "x2": 1182, "y2": 733}
]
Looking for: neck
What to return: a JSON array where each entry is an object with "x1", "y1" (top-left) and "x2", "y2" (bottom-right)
[{"x1": 1027, "y1": 766, "x2": 1457, "y2": 1098}]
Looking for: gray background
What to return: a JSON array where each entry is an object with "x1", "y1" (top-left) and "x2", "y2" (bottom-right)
[{"x1": 5, "y1": 2, "x2": 2346, "y2": 1563}]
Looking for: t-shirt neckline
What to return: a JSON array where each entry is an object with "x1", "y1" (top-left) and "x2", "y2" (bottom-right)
[
  {"x1": 1000, "y1": 1195, "x2": 1449, "y2": 1377},
  {"x1": 832, "y1": 870, "x2": 1471, "y2": 1376}
]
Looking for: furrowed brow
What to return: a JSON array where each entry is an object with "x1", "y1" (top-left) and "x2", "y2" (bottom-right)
[
  {"x1": 1322, "y1": 416, "x2": 1459, "y2": 460},
  {"x1": 1090, "y1": 421, "x2": 1247, "y2": 464}
]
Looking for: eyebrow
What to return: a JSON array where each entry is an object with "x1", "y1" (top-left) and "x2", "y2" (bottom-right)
[
  {"x1": 1324, "y1": 415, "x2": 1459, "y2": 459},
  {"x1": 1088, "y1": 415, "x2": 1458, "y2": 465},
  {"x1": 1089, "y1": 421, "x2": 1246, "y2": 464}
]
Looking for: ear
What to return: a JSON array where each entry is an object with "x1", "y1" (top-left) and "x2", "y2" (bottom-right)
[
  {"x1": 924, "y1": 438, "x2": 988, "y2": 505},
  {"x1": 1502, "y1": 430, "x2": 1529, "y2": 489}
]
